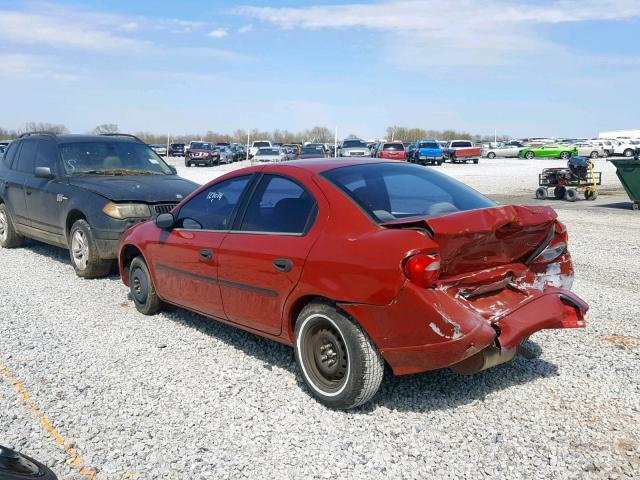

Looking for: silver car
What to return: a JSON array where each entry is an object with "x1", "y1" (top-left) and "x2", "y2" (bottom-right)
[
  {"x1": 215, "y1": 146, "x2": 235, "y2": 164},
  {"x1": 483, "y1": 145, "x2": 522, "y2": 158},
  {"x1": 572, "y1": 143, "x2": 605, "y2": 158},
  {"x1": 253, "y1": 147, "x2": 286, "y2": 163},
  {"x1": 339, "y1": 139, "x2": 370, "y2": 157}
]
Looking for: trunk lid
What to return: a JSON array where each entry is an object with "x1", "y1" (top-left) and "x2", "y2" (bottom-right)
[{"x1": 382, "y1": 205, "x2": 557, "y2": 276}]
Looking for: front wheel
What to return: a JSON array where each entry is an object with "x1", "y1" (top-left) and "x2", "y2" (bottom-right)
[
  {"x1": 0, "y1": 203, "x2": 24, "y2": 248},
  {"x1": 294, "y1": 302, "x2": 384, "y2": 409},
  {"x1": 564, "y1": 188, "x2": 578, "y2": 202},
  {"x1": 68, "y1": 220, "x2": 112, "y2": 278},
  {"x1": 560, "y1": 151, "x2": 571, "y2": 160},
  {"x1": 535, "y1": 187, "x2": 547, "y2": 199},
  {"x1": 525, "y1": 151, "x2": 535, "y2": 159},
  {"x1": 129, "y1": 256, "x2": 161, "y2": 315}
]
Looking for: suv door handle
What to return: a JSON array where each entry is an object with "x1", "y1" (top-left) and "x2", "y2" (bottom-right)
[
  {"x1": 199, "y1": 249, "x2": 213, "y2": 261},
  {"x1": 273, "y1": 258, "x2": 293, "y2": 273}
]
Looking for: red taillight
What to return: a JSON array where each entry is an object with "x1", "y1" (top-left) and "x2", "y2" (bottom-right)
[
  {"x1": 532, "y1": 221, "x2": 568, "y2": 264},
  {"x1": 404, "y1": 253, "x2": 441, "y2": 288}
]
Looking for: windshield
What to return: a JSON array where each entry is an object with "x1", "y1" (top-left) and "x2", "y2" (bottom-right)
[
  {"x1": 418, "y1": 142, "x2": 439, "y2": 149},
  {"x1": 301, "y1": 147, "x2": 323, "y2": 154},
  {"x1": 59, "y1": 142, "x2": 173, "y2": 175},
  {"x1": 253, "y1": 141, "x2": 271, "y2": 148},
  {"x1": 322, "y1": 163, "x2": 495, "y2": 223},
  {"x1": 342, "y1": 140, "x2": 367, "y2": 149},
  {"x1": 257, "y1": 148, "x2": 279, "y2": 155},
  {"x1": 190, "y1": 142, "x2": 211, "y2": 150}
]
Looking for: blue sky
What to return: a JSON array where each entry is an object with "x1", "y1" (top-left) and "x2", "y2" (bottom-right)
[{"x1": 0, "y1": 0, "x2": 639, "y2": 138}]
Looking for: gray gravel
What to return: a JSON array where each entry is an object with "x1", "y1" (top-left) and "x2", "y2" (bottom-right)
[{"x1": 1, "y1": 192, "x2": 639, "y2": 479}]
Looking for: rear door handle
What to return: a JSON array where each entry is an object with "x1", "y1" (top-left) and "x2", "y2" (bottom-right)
[
  {"x1": 273, "y1": 258, "x2": 293, "y2": 272},
  {"x1": 199, "y1": 249, "x2": 213, "y2": 261}
]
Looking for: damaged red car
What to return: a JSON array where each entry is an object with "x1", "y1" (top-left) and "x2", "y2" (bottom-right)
[{"x1": 118, "y1": 160, "x2": 587, "y2": 409}]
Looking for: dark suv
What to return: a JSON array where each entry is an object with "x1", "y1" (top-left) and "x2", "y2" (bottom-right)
[
  {"x1": 0, "y1": 133, "x2": 198, "y2": 278},
  {"x1": 168, "y1": 143, "x2": 185, "y2": 157}
]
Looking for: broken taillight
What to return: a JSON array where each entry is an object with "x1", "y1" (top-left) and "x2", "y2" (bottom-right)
[
  {"x1": 532, "y1": 221, "x2": 568, "y2": 264},
  {"x1": 404, "y1": 253, "x2": 441, "y2": 288}
]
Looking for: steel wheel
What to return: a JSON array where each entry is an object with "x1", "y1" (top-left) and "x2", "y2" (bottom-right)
[
  {"x1": 300, "y1": 315, "x2": 349, "y2": 394},
  {"x1": 0, "y1": 209, "x2": 7, "y2": 243},
  {"x1": 130, "y1": 265, "x2": 149, "y2": 305},
  {"x1": 71, "y1": 230, "x2": 89, "y2": 270}
]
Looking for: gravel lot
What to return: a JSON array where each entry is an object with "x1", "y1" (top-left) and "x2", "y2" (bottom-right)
[{"x1": 1, "y1": 159, "x2": 639, "y2": 479}]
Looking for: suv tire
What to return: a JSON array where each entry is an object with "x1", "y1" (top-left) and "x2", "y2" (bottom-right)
[
  {"x1": 68, "y1": 219, "x2": 112, "y2": 278},
  {"x1": 294, "y1": 302, "x2": 384, "y2": 409},
  {"x1": 0, "y1": 203, "x2": 24, "y2": 248}
]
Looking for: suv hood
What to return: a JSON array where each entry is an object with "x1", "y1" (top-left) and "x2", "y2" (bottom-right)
[{"x1": 69, "y1": 175, "x2": 198, "y2": 203}]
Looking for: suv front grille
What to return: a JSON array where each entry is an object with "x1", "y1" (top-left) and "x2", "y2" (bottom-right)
[{"x1": 153, "y1": 203, "x2": 179, "y2": 216}]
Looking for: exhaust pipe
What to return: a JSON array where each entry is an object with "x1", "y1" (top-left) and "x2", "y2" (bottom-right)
[{"x1": 450, "y1": 344, "x2": 519, "y2": 375}]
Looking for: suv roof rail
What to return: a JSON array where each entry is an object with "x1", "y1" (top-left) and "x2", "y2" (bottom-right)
[
  {"x1": 18, "y1": 131, "x2": 57, "y2": 139},
  {"x1": 99, "y1": 133, "x2": 145, "y2": 143}
]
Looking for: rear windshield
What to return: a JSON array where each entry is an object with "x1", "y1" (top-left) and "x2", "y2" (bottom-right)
[
  {"x1": 342, "y1": 140, "x2": 367, "y2": 149},
  {"x1": 59, "y1": 142, "x2": 173, "y2": 175},
  {"x1": 253, "y1": 141, "x2": 271, "y2": 148},
  {"x1": 451, "y1": 141, "x2": 473, "y2": 148},
  {"x1": 257, "y1": 148, "x2": 279, "y2": 155},
  {"x1": 418, "y1": 142, "x2": 440, "y2": 149},
  {"x1": 322, "y1": 163, "x2": 495, "y2": 223},
  {"x1": 383, "y1": 143, "x2": 405, "y2": 151}
]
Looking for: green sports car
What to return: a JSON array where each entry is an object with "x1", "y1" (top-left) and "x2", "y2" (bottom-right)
[{"x1": 519, "y1": 145, "x2": 577, "y2": 160}]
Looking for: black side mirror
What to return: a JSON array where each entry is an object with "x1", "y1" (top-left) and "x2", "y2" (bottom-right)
[
  {"x1": 169, "y1": 165, "x2": 177, "y2": 174},
  {"x1": 155, "y1": 213, "x2": 175, "y2": 229},
  {"x1": 34, "y1": 166, "x2": 55, "y2": 179}
]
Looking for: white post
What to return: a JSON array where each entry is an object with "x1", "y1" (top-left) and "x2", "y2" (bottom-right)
[
  {"x1": 494, "y1": 128, "x2": 497, "y2": 144},
  {"x1": 246, "y1": 132, "x2": 250, "y2": 164},
  {"x1": 334, "y1": 126, "x2": 338, "y2": 158}
]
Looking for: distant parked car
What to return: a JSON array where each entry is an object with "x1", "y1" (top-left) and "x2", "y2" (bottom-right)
[
  {"x1": 169, "y1": 143, "x2": 185, "y2": 157},
  {"x1": 0, "y1": 133, "x2": 197, "y2": 278},
  {"x1": 611, "y1": 140, "x2": 640, "y2": 158},
  {"x1": 411, "y1": 140, "x2": 444, "y2": 165},
  {"x1": 298, "y1": 145, "x2": 326, "y2": 159},
  {"x1": 571, "y1": 143, "x2": 604, "y2": 159},
  {"x1": 376, "y1": 142, "x2": 407, "y2": 161},
  {"x1": 254, "y1": 147, "x2": 286, "y2": 162},
  {"x1": 443, "y1": 140, "x2": 482, "y2": 164},
  {"x1": 338, "y1": 139, "x2": 370, "y2": 157},
  {"x1": 283, "y1": 144, "x2": 301, "y2": 156},
  {"x1": 149, "y1": 144, "x2": 168, "y2": 156},
  {"x1": 249, "y1": 140, "x2": 272, "y2": 158},
  {"x1": 230, "y1": 144, "x2": 246, "y2": 162},
  {"x1": 519, "y1": 144, "x2": 577, "y2": 160},
  {"x1": 215, "y1": 146, "x2": 235, "y2": 164},
  {"x1": 484, "y1": 145, "x2": 522, "y2": 159},
  {"x1": 186, "y1": 142, "x2": 219, "y2": 167},
  {"x1": 281, "y1": 147, "x2": 296, "y2": 161}
]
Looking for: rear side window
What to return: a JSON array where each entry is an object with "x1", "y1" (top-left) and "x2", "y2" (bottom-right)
[
  {"x1": 322, "y1": 163, "x2": 495, "y2": 223},
  {"x1": 177, "y1": 175, "x2": 251, "y2": 230},
  {"x1": 2, "y1": 142, "x2": 19, "y2": 168},
  {"x1": 383, "y1": 143, "x2": 405, "y2": 151},
  {"x1": 240, "y1": 175, "x2": 316, "y2": 234},
  {"x1": 14, "y1": 140, "x2": 38, "y2": 174}
]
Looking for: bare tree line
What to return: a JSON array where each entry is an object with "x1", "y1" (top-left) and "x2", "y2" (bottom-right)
[{"x1": 1, "y1": 122, "x2": 510, "y2": 143}]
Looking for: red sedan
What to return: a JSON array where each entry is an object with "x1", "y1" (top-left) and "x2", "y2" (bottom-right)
[{"x1": 119, "y1": 160, "x2": 587, "y2": 409}]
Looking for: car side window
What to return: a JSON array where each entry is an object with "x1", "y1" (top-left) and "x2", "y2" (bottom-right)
[
  {"x1": 2, "y1": 142, "x2": 20, "y2": 168},
  {"x1": 240, "y1": 175, "x2": 317, "y2": 234},
  {"x1": 176, "y1": 175, "x2": 251, "y2": 231},
  {"x1": 14, "y1": 140, "x2": 38, "y2": 174},
  {"x1": 36, "y1": 140, "x2": 59, "y2": 170}
]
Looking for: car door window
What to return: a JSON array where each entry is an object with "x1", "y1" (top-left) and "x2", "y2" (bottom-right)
[
  {"x1": 176, "y1": 175, "x2": 251, "y2": 231},
  {"x1": 35, "y1": 140, "x2": 58, "y2": 170},
  {"x1": 240, "y1": 175, "x2": 316, "y2": 234},
  {"x1": 14, "y1": 140, "x2": 37, "y2": 174},
  {"x1": 2, "y1": 142, "x2": 19, "y2": 168}
]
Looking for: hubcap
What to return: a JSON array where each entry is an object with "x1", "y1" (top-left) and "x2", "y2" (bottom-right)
[
  {"x1": 302, "y1": 320, "x2": 348, "y2": 393},
  {"x1": 0, "y1": 210, "x2": 7, "y2": 243},
  {"x1": 71, "y1": 230, "x2": 89, "y2": 270}
]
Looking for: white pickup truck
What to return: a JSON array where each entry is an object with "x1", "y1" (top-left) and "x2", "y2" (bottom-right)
[
  {"x1": 612, "y1": 140, "x2": 640, "y2": 157},
  {"x1": 249, "y1": 140, "x2": 272, "y2": 158}
]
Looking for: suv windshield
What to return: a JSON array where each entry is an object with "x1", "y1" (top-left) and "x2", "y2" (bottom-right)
[
  {"x1": 342, "y1": 140, "x2": 367, "y2": 149},
  {"x1": 190, "y1": 143, "x2": 211, "y2": 150},
  {"x1": 59, "y1": 142, "x2": 173, "y2": 175},
  {"x1": 322, "y1": 163, "x2": 495, "y2": 223},
  {"x1": 254, "y1": 141, "x2": 271, "y2": 148},
  {"x1": 257, "y1": 148, "x2": 279, "y2": 155}
]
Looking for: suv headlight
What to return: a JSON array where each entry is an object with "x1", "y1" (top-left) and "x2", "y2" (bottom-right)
[{"x1": 103, "y1": 202, "x2": 151, "y2": 219}]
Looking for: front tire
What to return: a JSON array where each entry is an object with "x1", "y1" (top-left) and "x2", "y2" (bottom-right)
[
  {"x1": 590, "y1": 151, "x2": 599, "y2": 159},
  {"x1": 525, "y1": 151, "x2": 535, "y2": 159},
  {"x1": 68, "y1": 220, "x2": 112, "y2": 278},
  {"x1": 535, "y1": 187, "x2": 547, "y2": 199},
  {"x1": 0, "y1": 203, "x2": 24, "y2": 248},
  {"x1": 294, "y1": 302, "x2": 384, "y2": 409},
  {"x1": 487, "y1": 152, "x2": 496, "y2": 159},
  {"x1": 560, "y1": 151, "x2": 571, "y2": 160},
  {"x1": 564, "y1": 188, "x2": 578, "y2": 202},
  {"x1": 129, "y1": 256, "x2": 161, "y2": 315}
]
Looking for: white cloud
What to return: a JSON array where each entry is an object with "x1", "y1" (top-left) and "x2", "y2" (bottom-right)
[
  {"x1": 208, "y1": 28, "x2": 229, "y2": 39},
  {"x1": 238, "y1": 24, "x2": 253, "y2": 33},
  {"x1": 0, "y1": 54, "x2": 81, "y2": 81},
  {"x1": 238, "y1": 0, "x2": 640, "y2": 68}
]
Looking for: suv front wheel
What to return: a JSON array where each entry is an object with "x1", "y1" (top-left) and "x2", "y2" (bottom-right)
[
  {"x1": 68, "y1": 219, "x2": 112, "y2": 278},
  {"x1": 0, "y1": 203, "x2": 24, "y2": 248}
]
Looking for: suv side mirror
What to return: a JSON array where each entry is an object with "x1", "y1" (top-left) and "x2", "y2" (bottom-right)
[
  {"x1": 155, "y1": 213, "x2": 175, "y2": 229},
  {"x1": 34, "y1": 166, "x2": 55, "y2": 179}
]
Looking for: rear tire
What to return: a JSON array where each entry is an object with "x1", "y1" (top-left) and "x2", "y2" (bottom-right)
[
  {"x1": 0, "y1": 203, "x2": 24, "y2": 248},
  {"x1": 68, "y1": 220, "x2": 112, "y2": 278},
  {"x1": 129, "y1": 256, "x2": 161, "y2": 315},
  {"x1": 564, "y1": 188, "x2": 578, "y2": 202},
  {"x1": 560, "y1": 151, "x2": 571, "y2": 160},
  {"x1": 487, "y1": 152, "x2": 496, "y2": 159},
  {"x1": 535, "y1": 187, "x2": 547, "y2": 199},
  {"x1": 294, "y1": 302, "x2": 384, "y2": 409},
  {"x1": 623, "y1": 149, "x2": 634, "y2": 157},
  {"x1": 590, "y1": 151, "x2": 599, "y2": 159}
]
